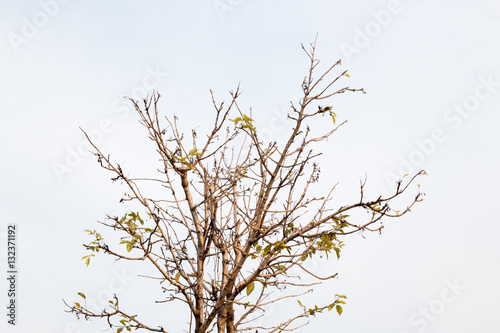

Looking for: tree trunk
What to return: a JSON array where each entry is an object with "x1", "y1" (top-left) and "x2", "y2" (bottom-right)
[
  {"x1": 226, "y1": 303, "x2": 235, "y2": 333},
  {"x1": 216, "y1": 302, "x2": 235, "y2": 333},
  {"x1": 217, "y1": 305, "x2": 228, "y2": 333}
]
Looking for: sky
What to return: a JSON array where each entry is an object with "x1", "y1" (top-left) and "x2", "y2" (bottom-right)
[{"x1": 1, "y1": 0, "x2": 500, "y2": 332}]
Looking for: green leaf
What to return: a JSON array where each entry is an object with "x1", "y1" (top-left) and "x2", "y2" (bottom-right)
[
  {"x1": 328, "y1": 303, "x2": 334, "y2": 311},
  {"x1": 188, "y1": 148, "x2": 202, "y2": 156},
  {"x1": 230, "y1": 114, "x2": 256, "y2": 133},
  {"x1": 334, "y1": 246, "x2": 341, "y2": 259},
  {"x1": 331, "y1": 111, "x2": 337, "y2": 124},
  {"x1": 262, "y1": 244, "x2": 272, "y2": 256},
  {"x1": 336, "y1": 304, "x2": 343, "y2": 316},
  {"x1": 246, "y1": 281, "x2": 255, "y2": 296},
  {"x1": 126, "y1": 242, "x2": 133, "y2": 252},
  {"x1": 77, "y1": 292, "x2": 86, "y2": 299},
  {"x1": 274, "y1": 265, "x2": 286, "y2": 273},
  {"x1": 242, "y1": 114, "x2": 253, "y2": 122}
]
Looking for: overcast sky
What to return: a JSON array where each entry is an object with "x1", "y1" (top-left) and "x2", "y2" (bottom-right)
[{"x1": 1, "y1": 0, "x2": 500, "y2": 332}]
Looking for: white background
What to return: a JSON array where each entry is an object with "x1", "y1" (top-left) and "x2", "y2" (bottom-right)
[{"x1": 1, "y1": 0, "x2": 499, "y2": 332}]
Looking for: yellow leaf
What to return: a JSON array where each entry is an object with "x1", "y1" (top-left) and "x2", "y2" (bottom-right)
[{"x1": 175, "y1": 272, "x2": 180, "y2": 283}]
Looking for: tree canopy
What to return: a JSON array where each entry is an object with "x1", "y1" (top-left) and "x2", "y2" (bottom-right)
[{"x1": 65, "y1": 40, "x2": 425, "y2": 333}]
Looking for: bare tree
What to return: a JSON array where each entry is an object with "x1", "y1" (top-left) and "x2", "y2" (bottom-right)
[{"x1": 65, "y1": 40, "x2": 425, "y2": 333}]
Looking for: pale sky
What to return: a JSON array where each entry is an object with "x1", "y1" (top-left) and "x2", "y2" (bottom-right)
[{"x1": 1, "y1": 0, "x2": 500, "y2": 332}]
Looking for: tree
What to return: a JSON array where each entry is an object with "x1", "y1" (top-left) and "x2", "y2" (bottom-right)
[{"x1": 65, "y1": 40, "x2": 425, "y2": 333}]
